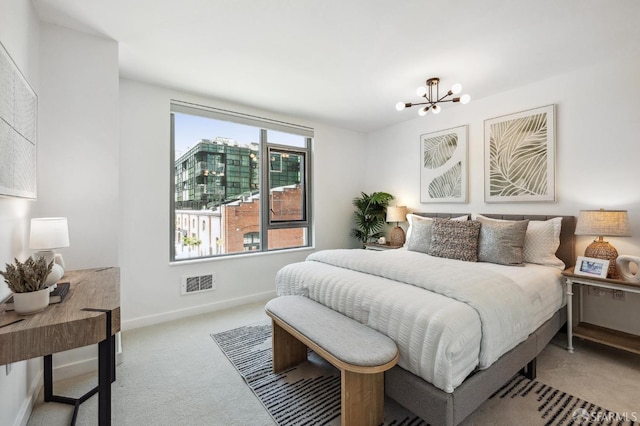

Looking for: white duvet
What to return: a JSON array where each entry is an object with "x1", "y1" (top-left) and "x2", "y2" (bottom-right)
[{"x1": 275, "y1": 248, "x2": 564, "y2": 393}]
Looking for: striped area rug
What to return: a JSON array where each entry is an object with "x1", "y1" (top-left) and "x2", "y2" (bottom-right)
[
  {"x1": 480, "y1": 374, "x2": 639, "y2": 426},
  {"x1": 212, "y1": 323, "x2": 638, "y2": 426}
]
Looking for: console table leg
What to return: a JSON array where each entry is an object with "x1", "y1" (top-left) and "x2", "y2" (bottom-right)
[
  {"x1": 98, "y1": 311, "x2": 113, "y2": 426},
  {"x1": 44, "y1": 355, "x2": 53, "y2": 402}
]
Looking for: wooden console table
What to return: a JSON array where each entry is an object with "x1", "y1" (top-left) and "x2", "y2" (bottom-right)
[{"x1": 0, "y1": 267, "x2": 120, "y2": 425}]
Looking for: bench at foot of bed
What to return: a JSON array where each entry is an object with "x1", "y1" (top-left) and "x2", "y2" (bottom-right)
[{"x1": 265, "y1": 295, "x2": 399, "y2": 426}]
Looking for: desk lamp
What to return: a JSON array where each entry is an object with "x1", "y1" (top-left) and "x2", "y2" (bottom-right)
[{"x1": 29, "y1": 217, "x2": 70, "y2": 286}]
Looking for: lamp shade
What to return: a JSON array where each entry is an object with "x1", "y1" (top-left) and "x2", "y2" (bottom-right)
[
  {"x1": 575, "y1": 209, "x2": 631, "y2": 237},
  {"x1": 386, "y1": 206, "x2": 407, "y2": 223},
  {"x1": 29, "y1": 217, "x2": 70, "y2": 250}
]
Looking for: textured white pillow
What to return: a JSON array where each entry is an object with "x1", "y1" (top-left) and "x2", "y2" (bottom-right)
[
  {"x1": 404, "y1": 214, "x2": 468, "y2": 247},
  {"x1": 522, "y1": 217, "x2": 565, "y2": 270}
]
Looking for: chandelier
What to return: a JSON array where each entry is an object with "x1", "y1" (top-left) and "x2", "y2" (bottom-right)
[{"x1": 396, "y1": 77, "x2": 470, "y2": 116}]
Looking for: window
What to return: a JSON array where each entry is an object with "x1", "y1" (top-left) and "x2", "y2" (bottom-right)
[{"x1": 170, "y1": 101, "x2": 312, "y2": 261}]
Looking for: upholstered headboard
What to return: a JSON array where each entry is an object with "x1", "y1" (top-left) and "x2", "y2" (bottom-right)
[{"x1": 414, "y1": 213, "x2": 576, "y2": 268}]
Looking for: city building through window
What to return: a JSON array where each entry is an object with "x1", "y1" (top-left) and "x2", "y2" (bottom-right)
[{"x1": 170, "y1": 101, "x2": 312, "y2": 261}]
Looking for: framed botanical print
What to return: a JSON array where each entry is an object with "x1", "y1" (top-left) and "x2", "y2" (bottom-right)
[
  {"x1": 420, "y1": 125, "x2": 468, "y2": 203},
  {"x1": 0, "y1": 40, "x2": 37, "y2": 199},
  {"x1": 484, "y1": 104, "x2": 555, "y2": 203}
]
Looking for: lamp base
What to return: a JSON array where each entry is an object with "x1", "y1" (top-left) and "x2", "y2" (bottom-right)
[
  {"x1": 389, "y1": 226, "x2": 406, "y2": 247},
  {"x1": 34, "y1": 250, "x2": 65, "y2": 286},
  {"x1": 584, "y1": 240, "x2": 619, "y2": 279}
]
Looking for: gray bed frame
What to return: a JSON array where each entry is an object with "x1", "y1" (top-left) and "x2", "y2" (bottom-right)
[{"x1": 384, "y1": 213, "x2": 576, "y2": 426}]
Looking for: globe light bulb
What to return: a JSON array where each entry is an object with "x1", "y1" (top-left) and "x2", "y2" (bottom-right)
[
  {"x1": 432, "y1": 104, "x2": 441, "y2": 114},
  {"x1": 416, "y1": 86, "x2": 427, "y2": 97},
  {"x1": 451, "y1": 83, "x2": 462, "y2": 94},
  {"x1": 395, "y1": 102, "x2": 406, "y2": 111},
  {"x1": 418, "y1": 107, "x2": 429, "y2": 116},
  {"x1": 460, "y1": 94, "x2": 471, "y2": 104}
]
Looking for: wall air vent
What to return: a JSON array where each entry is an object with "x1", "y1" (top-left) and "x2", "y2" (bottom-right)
[{"x1": 181, "y1": 273, "x2": 216, "y2": 295}]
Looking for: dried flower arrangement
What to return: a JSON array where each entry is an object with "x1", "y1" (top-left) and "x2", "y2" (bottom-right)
[{"x1": 0, "y1": 256, "x2": 53, "y2": 293}]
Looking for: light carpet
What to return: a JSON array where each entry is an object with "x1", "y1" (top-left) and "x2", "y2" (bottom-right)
[{"x1": 212, "y1": 322, "x2": 639, "y2": 426}]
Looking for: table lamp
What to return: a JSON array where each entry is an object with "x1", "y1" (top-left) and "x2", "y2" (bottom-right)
[
  {"x1": 386, "y1": 206, "x2": 408, "y2": 246},
  {"x1": 575, "y1": 209, "x2": 630, "y2": 279},
  {"x1": 29, "y1": 217, "x2": 70, "y2": 286}
]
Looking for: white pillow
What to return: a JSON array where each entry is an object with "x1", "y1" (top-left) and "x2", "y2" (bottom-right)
[
  {"x1": 472, "y1": 214, "x2": 565, "y2": 269},
  {"x1": 522, "y1": 217, "x2": 565, "y2": 270},
  {"x1": 405, "y1": 213, "x2": 468, "y2": 247}
]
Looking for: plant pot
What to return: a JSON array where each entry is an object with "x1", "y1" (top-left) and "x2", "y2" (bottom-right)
[{"x1": 13, "y1": 288, "x2": 50, "y2": 315}]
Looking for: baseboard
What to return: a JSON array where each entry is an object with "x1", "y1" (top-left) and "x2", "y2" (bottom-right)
[
  {"x1": 122, "y1": 290, "x2": 276, "y2": 331},
  {"x1": 12, "y1": 368, "x2": 43, "y2": 426},
  {"x1": 51, "y1": 333, "x2": 124, "y2": 381}
]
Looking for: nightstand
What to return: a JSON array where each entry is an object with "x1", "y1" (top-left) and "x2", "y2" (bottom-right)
[
  {"x1": 364, "y1": 243, "x2": 402, "y2": 251},
  {"x1": 562, "y1": 268, "x2": 640, "y2": 354}
]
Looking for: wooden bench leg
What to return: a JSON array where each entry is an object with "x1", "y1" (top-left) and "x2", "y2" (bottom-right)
[
  {"x1": 341, "y1": 370, "x2": 384, "y2": 426},
  {"x1": 271, "y1": 320, "x2": 308, "y2": 373}
]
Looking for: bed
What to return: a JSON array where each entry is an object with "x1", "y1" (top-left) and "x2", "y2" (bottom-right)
[{"x1": 274, "y1": 213, "x2": 575, "y2": 426}]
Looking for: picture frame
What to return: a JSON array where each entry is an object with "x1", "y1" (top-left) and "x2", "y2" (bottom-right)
[
  {"x1": 0, "y1": 40, "x2": 37, "y2": 199},
  {"x1": 574, "y1": 256, "x2": 609, "y2": 279},
  {"x1": 484, "y1": 104, "x2": 555, "y2": 203},
  {"x1": 420, "y1": 125, "x2": 468, "y2": 203}
]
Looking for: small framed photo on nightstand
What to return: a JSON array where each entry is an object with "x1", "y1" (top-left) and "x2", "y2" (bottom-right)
[{"x1": 574, "y1": 256, "x2": 609, "y2": 278}]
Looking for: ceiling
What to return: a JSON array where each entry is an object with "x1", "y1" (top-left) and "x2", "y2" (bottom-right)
[{"x1": 32, "y1": 0, "x2": 640, "y2": 133}]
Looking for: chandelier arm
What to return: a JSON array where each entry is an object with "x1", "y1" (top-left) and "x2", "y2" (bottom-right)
[{"x1": 436, "y1": 91, "x2": 454, "y2": 103}]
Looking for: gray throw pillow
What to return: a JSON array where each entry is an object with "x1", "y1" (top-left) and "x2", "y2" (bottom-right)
[
  {"x1": 477, "y1": 217, "x2": 529, "y2": 266},
  {"x1": 428, "y1": 219, "x2": 481, "y2": 262},
  {"x1": 406, "y1": 219, "x2": 434, "y2": 253}
]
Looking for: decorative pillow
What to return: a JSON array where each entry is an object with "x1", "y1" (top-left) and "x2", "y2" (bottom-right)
[
  {"x1": 428, "y1": 219, "x2": 481, "y2": 262},
  {"x1": 472, "y1": 214, "x2": 565, "y2": 269},
  {"x1": 522, "y1": 217, "x2": 565, "y2": 270},
  {"x1": 404, "y1": 213, "x2": 468, "y2": 247},
  {"x1": 476, "y1": 216, "x2": 529, "y2": 266},
  {"x1": 406, "y1": 219, "x2": 434, "y2": 254}
]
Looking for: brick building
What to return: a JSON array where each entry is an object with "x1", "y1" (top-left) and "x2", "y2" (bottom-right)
[
  {"x1": 174, "y1": 137, "x2": 304, "y2": 259},
  {"x1": 175, "y1": 185, "x2": 304, "y2": 259}
]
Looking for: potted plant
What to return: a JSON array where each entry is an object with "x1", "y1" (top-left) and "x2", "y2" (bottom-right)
[
  {"x1": 1, "y1": 256, "x2": 53, "y2": 315},
  {"x1": 350, "y1": 191, "x2": 394, "y2": 247}
]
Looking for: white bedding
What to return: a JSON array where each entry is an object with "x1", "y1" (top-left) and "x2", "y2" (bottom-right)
[{"x1": 275, "y1": 248, "x2": 564, "y2": 393}]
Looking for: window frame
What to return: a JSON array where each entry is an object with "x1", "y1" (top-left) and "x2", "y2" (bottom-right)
[
  {"x1": 264, "y1": 140, "x2": 311, "y2": 227},
  {"x1": 170, "y1": 100, "x2": 313, "y2": 262}
]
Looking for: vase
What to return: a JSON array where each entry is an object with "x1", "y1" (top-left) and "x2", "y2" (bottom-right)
[{"x1": 13, "y1": 288, "x2": 50, "y2": 315}]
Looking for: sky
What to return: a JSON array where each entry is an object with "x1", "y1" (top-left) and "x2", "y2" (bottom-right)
[
  {"x1": 173, "y1": 113, "x2": 259, "y2": 154},
  {"x1": 173, "y1": 113, "x2": 306, "y2": 156}
]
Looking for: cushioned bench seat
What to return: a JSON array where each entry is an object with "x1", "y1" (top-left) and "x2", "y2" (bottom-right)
[{"x1": 265, "y1": 295, "x2": 399, "y2": 426}]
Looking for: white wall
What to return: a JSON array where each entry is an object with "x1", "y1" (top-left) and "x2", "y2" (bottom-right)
[
  {"x1": 365, "y1": 55, "x2": 640, "y2": 334},
  {"x1": 0, "y1": 1, "x2": 41, "y2": 424},
  {"x1": 37, "y1": 23, "x2": 120, "y2": 269},
  {"x1": 118, "y1": 78, "x2": 366, "y2": 329}
]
